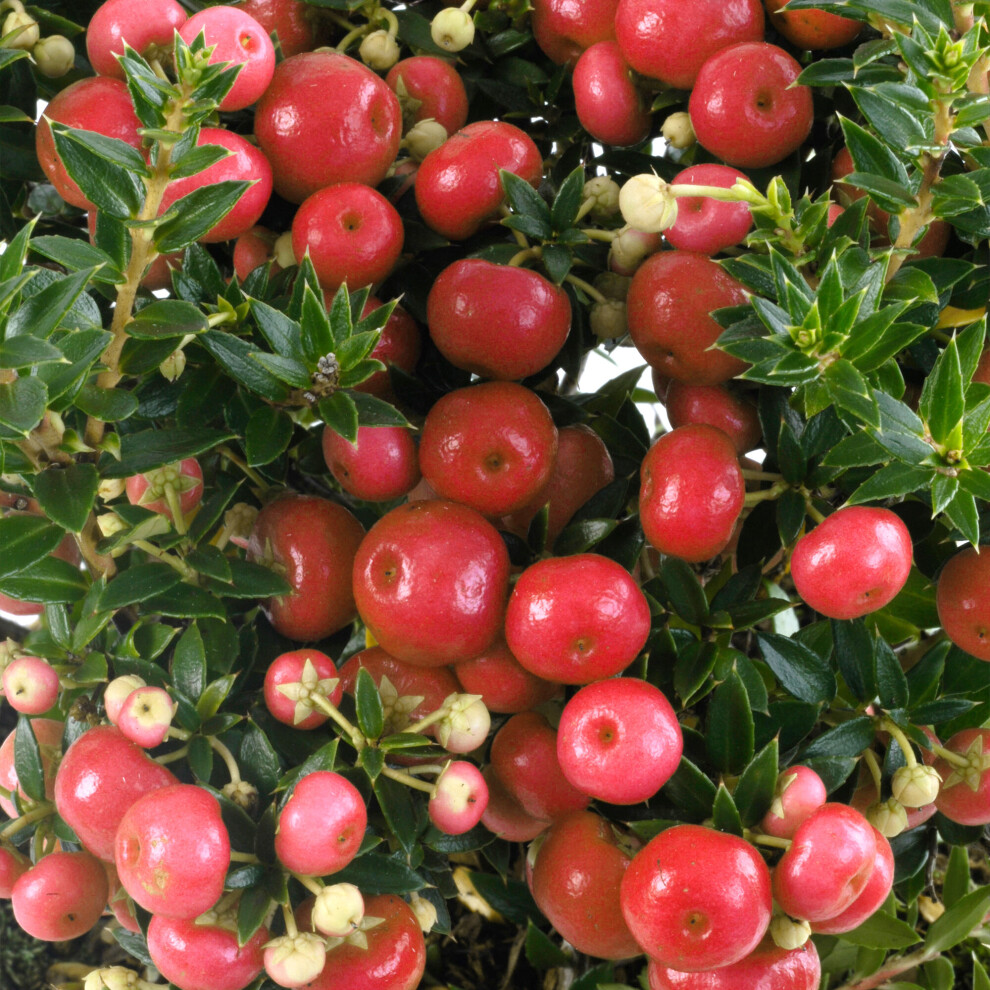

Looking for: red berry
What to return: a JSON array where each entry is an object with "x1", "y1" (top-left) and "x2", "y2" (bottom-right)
[
  {"x1": 664, "y1": 164, "x2": 754, "y2": 255},
  {"x1": 264, "y1": 648, "x2": 343, "y2": 729},
  {"x1": 385, "y1": 56, "x2": 469, "y2": 135},
  {"x1": 936, "y1": 546, "x2": 990, "y2": 661},
  {"x1": 12, "y1": 851, "x2": 109, "y2": 941},
  {"x1": 573, "y1": 41, "x2": 650, "y2": 147},
  {"x1": 933, "y1": 728, "x2": 990, "y2": 826},
  {"x1": 0, "y1": 719, "x2": 63, "y2": 818},
  {"x1": 86, "y1": 0, "x2": 187, "y2": 79}
]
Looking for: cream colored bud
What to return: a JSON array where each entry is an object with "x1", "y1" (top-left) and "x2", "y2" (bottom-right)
[
  {"x1": 222, "y1": 779, "x2": 259, "y2": 813},
  {"x1": 312, "y1": 883, "x2": 365, "y2": 937},
  {"x1": 2, "y1": 10, "x2": 38, "y2": 49},
  {"x1": 96, "y1": 513, "x2": 127, "y2": 537},
  {"x1": 159, "y1": 348, "x2": 186, "y2": 382},
  {"x1": 409, "y1": 892, "x2": 438, "y2": 933},
  {"x1": 582, "y1": 175, "x2": 620, "y2": 219},
  {"x1": 0, "y1": 1, "x2": 26, "y2": 14},
  {"x1": 437, "y1": 694, "x2": 490, "y2": 753},
  {"x1": 891, "y1": 764, "x2": 941, "y2": 808},
  {"x1": 33, "y1": 34, "x2": 75, "y2": 77},
  {"x1": 866, "y1": 798, "x2": 909, "y2": 838},
  {"x1": 662, "y1": 111, "x2": 695, "y2": 150},
  {"x1": 769, "y1": 914, "x2": 811, "y2": 950},
  {"x1": 273, "y1": 231, "x2": 296, "y2": 269},
  {"x1": 431, "y1": 7, "x2": 474, "y2": 52},
  {"x1": 619, "y1": 174, "x2": 679, "y2": 234},
  {"x1": 359, "y1": 29, "x2": 400, "y2": 71},
  {"x1": 405, "y1": 118, "x2": 448, "y2": 161},
  {"x1": 607, "y1": 226, "x2": 661, "y2": 276},
  {"x1": 83, "y1": 967, "x2": 140, "y2": 990},
  {"x1": 594, "y1": 271, "x2": 631, "y2": 301},
  {"x1": 263, "y1": 932, "x2": 326, "y2": 988},
  {"x1": 98, "y1": 477, "x2": 127, "y2": 501},
  {"x1": 590, "y1": 300, "x2": 627, "y2": 340}
]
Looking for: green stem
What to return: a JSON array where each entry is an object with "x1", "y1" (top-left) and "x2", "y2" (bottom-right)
[
  {"x1": 580, "y1": 228, "x2": 618, "y2": 242},
  {"x1": 563, "y1": 274, "x2": 608, "y2": 305},
  {"x1": 746, "y1": 830, "x2": 791, "y2": 850},
  {"x1": 743, "y1": 481, "x2": 788, "y2": 507},
  {"x1": 217, "y1": 446, "x2": 270, "y2": 494},
  {"x1": 381, "y1": 766, "x2": 436, "y2": 794},
  {"x1": 507, "y1": 246, "x2": 542, "y2": 268},
  {"x1": 229, "y1": 850, "x2": 260, "y2": 863},
  {"x1": 0, "y1": 802, "x2": 54, "y2": 841},
  {"x1": 209, "y1": 736, "x2": 242, "y2": 784},
  {"x1": 164, "y1": 484, "x2": 188, "y2": 536},
  {"x1": 862, "y1": 748, "x2": 883, "y2": 796},
  {"x1": 156, "y1": 744, "x2": 189, "y2": 765},
  {"x1": 930, "y1": 743, "x2": 970, "y2": 769},
  {"x1": 309, "y1": 694, "x2": 365, "y2": 751},
  {"x1": 296, "y1": 875, "x2": 325, "y2": 897},
  {"x1": 282, "y1": 902, "x2": 299, "y2": 938},
  {"x1": 132, "y1": 540, "x2": 196, "y2": 579},
  {"x1": 880, "y1": 719, "x2": 919, "y2": 767}
]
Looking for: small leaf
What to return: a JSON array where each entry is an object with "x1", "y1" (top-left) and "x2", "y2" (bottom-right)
[
  {"x1": 919, "y1": 333, "x2": 964, "y2": 447},
  {"x1": 103, "y1": 427, "x2": 237, "y2": 478},
  {"x1": 551, "y1": 166, "x2": 586, "y2": 231},
  {"x1": 154, "y1": 181, "x2": 252, "y2": 254},
  {"x1": 197, "y1": 675, "x2": 237, "y2": 720},
  {"x1": 733, "y1": 738, "x2": 779, "y2": 827},
  {"x1": 756, "y1": 632, "x2": 837, "y2": 705},
  {"x1": 13, "y1": 715, "x2": 46, "y2": 802},
  {"x1": 172, "y1": 624, "x2": 207, "y2": 702},
  {"x1": 0, "y1": 377, "x2": 47, "y2": 434},
  {"x1": 661, "y1": 557, "x2": 709, "y2": 626},
  {"x1": 374, "y1": 775, "x2": 422, "y2": 856},
  {"x1": 97, "y1": 564, "x2": 183, "y2": 611},
  {"x1": 0, "y1": 557, "x2": 88, "y2": 604},
  {"x1": 842, "y1": 912, "x2": 922, "y2": 950},
  {"x1": 239, "y1": 721, "x2": 282, "y2": 797},
  {"x1": 706, "y1": 670, "x2": 754, "y2": 774},
  {"x1": 245, "y1": 407, "x2": 294, "y2": 467},
  {"x1": 319, "y1": 391, "x2": 359, "y2": 443},
  {"x1": 31, "y1": 463, "x2": 99, "y2": 533},
  {"x1": 237, "y1": 885, "x2": 272, "y2": 947},
  {"x1": 525, "y1": 920, "x2": 571, "y2": 969},
  {"x1": 351, "y1": 391, "x2": 410, "y2": 428},
  {"x1": 331, "y1": 854, "x2": 425, "y2": 896},
  {"x1": 661, "y1": 757, "x2": 716, "y2": 822},
  {"x1": 73, "y1": 385, "x2": 139, "y2": 422},
  {"x1": 0, "y1": 517, "x2": 63, "y2": 578},
  {"x1": 923, "y1": 886, "x2": 990, "y2": 955},
  {"x1": 942, "y1": 844, "x2": 971, "y2": 910},
  {"x1": 354, "y1": 666, "x2": 385, "y2": 740},
  {"x1": 127, "y1": 299, "x2": 208, "y2": 339},
  {"x1": 500, "y1": 169, "x2": 551, "y2": 239},
  {"x1": 711, "y1": 784, "x2": 744, "y2": 836},
  {"x1": 799, "y1": 717, "x2": 875, "y2": 760},
  {"x1": 832, "y1": 619, "x2": 876, "y2": 703}
]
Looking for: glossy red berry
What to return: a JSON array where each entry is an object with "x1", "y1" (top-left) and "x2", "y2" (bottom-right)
[
  {"x1": 86, "y1": 0, "x2": 187, "y2": 79},
  {"x1": 12, "y1": 851, "x2": 109, "y2": 941},
  {"x1": 935, "y1": 547, "x2": 990, "y2": 661}
]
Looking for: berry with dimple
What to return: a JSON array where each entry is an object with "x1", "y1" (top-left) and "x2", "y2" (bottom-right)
[
  {"x1": 116, "y1": 685, "x2": 176, "y2": 748},
  {"x1": 935, "y1": 546, "x2": 990, "y2": 661},
  {"x1": 178, "y1": 5, "x2": 276, "y2": 111},
  {"x1": 772, "y1": 803, "x2": 877, "y2": 922},
  {"x1": 86, "y1": 0, "x2": 187, "y2": 79},
  {"x1": 12, "y1": 851, "x2": 109, "y2": 941},
  {"x1": 429, "y1": 761, "x2": 489, "y2": 834},
  {"x1": 556, "y1": 677, "x2": 682, "y2": 804},
  {"x1": 759, "y1": 766, "x2": 827, "y2": 839},
  {"x1": 811, "y1": 828, "x2": 894, "y2": 935},
  {"x1": 790, "y1": 506, "x2": 913, "y2": 620},
  {"x1": 385, "y1": 55, "x2": 469, "y2": 135},
  {"x1": 275, "y1": 771, "x2": 367, "y2": 877},
  {"x1": 620, "y1": 823, "x2": 773, "y2": 971},
  {"x1": 2, "y1": 655, "x2": 60, "y2": 714},
  {"x1": 505, "y1": 553, "x2": 651, "y2": 684},
  {"x1": 115, "y1": 783, "x2": 230, "y2": 918},
  {"x1": 640, "y1": 424, "x2": 745, "y2": 563},
  {"x1": 664, "y1": 164, "x2": 754, "y2": 255},
  {"x1": 531, "y1": 811, "x2": 641, "y2": 959}
]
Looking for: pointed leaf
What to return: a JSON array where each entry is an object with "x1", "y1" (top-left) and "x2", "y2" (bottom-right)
[
  {"x1": 733, "y1": 738, "x2": 779, "y2": 828},
  {"x1": 31, "y1": 464, "x2": 99, "y2": 533},
  {"x1": 706, "y1": 671, "x2": 754, "y2": 774},
  {"x1": 756, "y1": 632, "x2": 837, "y2": 704},
  {"x1": 0, "y1": 517, "x2": 63, "y2": 578},
  {"x1": 355, "y1": 666, "x2": 386, "y2": 740}
]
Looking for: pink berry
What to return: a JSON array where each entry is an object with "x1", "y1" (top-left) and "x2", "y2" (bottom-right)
[
  {"x1": 429, "y1": 761, "x2": 489, "y2": 834},
  {"x1": 2, "y1": 655, "x2": 60, "y2": 715}
]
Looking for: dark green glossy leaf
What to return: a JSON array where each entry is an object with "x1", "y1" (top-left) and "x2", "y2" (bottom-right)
[
  {"x1": 660, "y1": 757, "x2": 716, "y2": 822},
  {"x1": 756, "y1": 632, "x2": 837, "y2": 704},
  {"x1": 875, "y1": 637, "x2": 910, "y2": 709},
  {"x1": 237, "y1": 885, "x2": 272, "y2": 947},
  {"x1": 239, "y1": 721, "x2": 282, "y2": 796},
  {"x1": 465, "y1": 871, "x2": 540, "y2": 925},
  {"x1": 127, "y1": 299, "x2": 208, "y2": 339},
  {"x1": 661, "y1": 556, "x2": 708, "y2": 626},
  {"x1": 360, "y1": 746, "x2": 385, "y2": 780},
  {"x1": 673, "y1": 641, "x2": 717, "y2": 708},
  {"x1": 732, "y1": 738, "x2": 779, "y2": 828},
  {"x1": 842, "y1": 912, "x2": 922, "y2": 949},
  {"x1": 943, "y1": 843, "x2": 971, "y2": 910},
  {"x1": 0, "y1": 516, "x2": 63, "y2": 578},
  {"x1": 331, "y1": 854, "x2": 425, "y2": 896},
  {"x1": 172, "y1": 623, "x2": 207, "y2": 702},
  {"x1": 552, "y1": 518, "x2": 617, "y2": 556},
  {"x1": 319, "y1": 391, "x2": 359, "y2": 443},
  {"x1": 13, "y1": 714, "x2": 45, "y2": 802},
  {"x1": 0, "y1": 376, "x2": 46, "y2": 434},
  {"x1": 800, "y1": 717, "x2": 875, "y2": 760},
  {"x1": 97, "y1": 563, "x2": 183, "y2": 611},
  {"x1": 355, "y1": 666, "x2": 385, "y2": 740},
  {"x1": 196, "y1": 675, "x2": 237, "y2": 720},
  {"x1": 155, "y1": 181, "x2": 252, "y2": 254},
  {"x1": 113, "y1": 929, "x2": 153, "y2": 968},
  {"x1": 551, "y1": 166, "x2": 586, "y2": 232},
  {"x1": 200, "y1": 330, "x2": 292, "y2": 401},
  {"x1": 500, "y1": 169, "x2": 551, "y2": 239},
  {"x1": 0, "y1": 335, "x2": 64, "y2": 370},
  {"x1": 31, "y1": 463, "x2": 98, "y2": 534},
  {"x1": 706, "y1": 670, "x2": 754, "y2": 774},
  {"x1": 186, "y1": 546, "x2": 233, "y2": 583},
  {"x1": 276, "y1": 740, "x2": 339, "y2": 793},
  {"x1": 847, "y1": 462, "x2": 934, "y2": 504},
  {"x1": 103, "y1": 427, "x2": 237, "y2": 478},
  {"x1": 245, "y1": 406, "x2": 294, "y2": 467},
  {"x1": 710, "y1": 783, "x2": 743, "y2": 836},
  {"x1": 212, "y1": 559, "x2": 290, "y2": 599},
  {"x1": 832, "y1": 619, "x2": 876, "y2": 703},
  {"x1": 351, "y1": 391, "x2": 411, "y2": 428},
  {"x1": 525, "y1": 920, "x2": 571, "y2": 969},
  {"x1": 0, "y1": 556, "x2": 88, "y2": 604},
  {"x1": 920, "y1": 332, "x2": 964, "y2": 447},
  {"x1": 73, "y1": 385, "x2": 139, "y2": 422},
  {"x1": 374, "y1": 774, "x2": 422, "y2": 856},
  {"x1": 142, "y1": 584, "x2": 225, "y2": 619}
]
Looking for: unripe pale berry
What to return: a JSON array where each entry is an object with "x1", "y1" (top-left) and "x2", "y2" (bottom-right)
[
  {"x1": 619, "y1": 174, "x2": 678, "y2": 233},
  {"x1": 583, "y1": 175, "x2": 621, "y2": 218},
  {"x1": 608, "y1": 226, "x2": 661, "y2": 275},
  {"x1": 264, "y1": 932, "x2": 327, "y2": 988},
  {"x1": 2, "y1": 655, "x2": 60, "y2": 714},
  {"x1": 769, "y1": 914, "x2": 811, "y2": 950},
  {"x1": 405, "y1": 118, "x2": 448, "y2": 161},
  {"x1": 431, "y1": 7, "x2": 474, "y2": 52},
  {"x1": 2, "y1": 11, "x2": 38, "y2": 48},
  {"x1": 104, "y1": 674, "x2": 146, "y2": 725},
  {"x1": 116, "y1": 685, "x2": 176, "y2": 748},
  {"x1": 891, "y1": 763, "x2": 941, "y2": 808},
  {"x1": 429, "y1": 760, "x2": 489, "y2": 834},
  {"x1": 867, "y1": 798, "x2": 909, "y2": 838},
  {"x1": 33, "y1": 35, "x2": 75, "y2": 77},
  {"x1": 83, "y1": 967, "x2": 141, "y2": 990},
  {"x1": 437, "y1": 695, "x2": 491, "y2": 753},
  {"x1": 312, "y1": 882, "x2": 365, "y2": 937},
  {"x1": 590, "y1": 299, "x2": 627, "y2": 340},
  {"x1": 360, "y1": 29, "x2": 400, "y2": 70},
  {"x1": 662, "y1": 111, "x2": 695, "y2": 149}
]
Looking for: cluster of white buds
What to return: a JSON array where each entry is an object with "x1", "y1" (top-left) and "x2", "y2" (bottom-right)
[
  {"x1": 302, "y1": 353, "x2": 341, "y2": 404},
  {"x1": 1, "y1": 1, "x2": 74, "y2": 77}
]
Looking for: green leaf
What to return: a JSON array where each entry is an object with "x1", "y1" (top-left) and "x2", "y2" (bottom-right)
[
  {"x1": 551, "y1": 166, "x2": 585, "y2": 232},
  {"x1": 13, "y1": 715, "x2": 46, "y2": 802},
  {"x1": 237, "y1": 885, "x2": 272, "y2": 948},
  {"x1": 213, "y1": 559, "x2": 290, "y2": 600},
  {"x1": 360, "y1": 746, "x2": 385, "y2": 781},
  {"x1": 661, "y1": 757, "x2": 716, "y2": 822},
  {"x1": 0, "y1": 556, "x2": 88, "y2": 604},
  {"x1": 239, "y1": 721, "x2": 282, "y2": 796},
  {"x1": 847, "y1": 463, "x2": 934, "y2": 504},
  {"x1": 199, "y1": 333, "x2": 291, "y2": 402},
  {"x1": 825, "y1": 359, "x2": 879, "y2": 427},
  {"x1": 874, "y1": 636, "x2": 909, "y2": 708},
  {"x1": 465, "y1": 871, "x2": 540, "y2": 925},
  {"x1": 300, "y1": 283, "x2": 335, "y2": 362},
  {"x1": 103, "y1": 427, "x2": 237, "y2": 478},
  {"x1": 319, "y1": 391, "x2": 359, "y2": 443},
  {"x1": 0, "y1": 335, "x2": 65, "y2": 370},
  {"x1": 500, "y1": 169, "x2": 551, "y2": 239},
  {"x1": 245, "y1": 406, "x2": 294, "y2": 467},
  {"x1": 923, "y1": 886, "x2": 990, "y2": 955},
  {"x1": 850, "y1": 85, "x2": 932, "y2": 154},
  {"x1": 552, "y1": 518, "x2": 618, "y2": 556},
  {"x1": 842, "y1": 912, "x2": 922, "y2": 949},
  {"x1": 661, "y1": 556, "x2": 708, "y2": 626},
  {"x1": 920, "y1": 333, "x2": 965, "y2": 447},
  {"x1": 172, "y1": 624, "x2": 207, "y2": 702},
  {"x1": 706, "y1": 670, "x2": 754, "y2": 774},
  {"x1": 143, "y1": 584, "x2": 225, "y2": 619},
  {"x1": 250, "y1": 300, "x2": 304, "y2": 361},
  {"x1": 374, "y1": 774, "x2": 422, "y2": 856},
  {"x1": 355, "y1": 666, "x2": 385, "y2": 740},
  {"x1": 525, "y1": 920, "x2": 571, "y2": 969},
  {"x1": 331, "y1": 854, "x2": 425, "y2": 896},
  {"x1": 31, "y1": 463, "x2": 98, "y2": 533},
  {"x1": 673, "y1": 641, "x2": 718, "y2": 708},
  {"x1": 351, "y1": 391, "x2": 410, "y2": 429},
  {"x1": 540, "y1": 243, "x2": 572, "y2": 285},
  {"x1": 942, "y1": 489, "x2": 980, "y2": 547},
  {"x1": 832, "y1": 619, "x2": 876, "y2": 703},
  {"x1": 6, "y1": 267, "x2": 100, "y2": 340},
  {"x1": 756, "y1": 632, "x2": 837, "y2": 704},
  {"x1": 154, "y1": 180, "x2": 252, "y2": 254},
  {"x1": 196, "y1": 675, "x2": 237, "y2": 720},
  {"x1": 127, "y1": 299, "x2": 208, "y2": 339},
  {"x1": 0, "y1": 376, "x2": 46, "y2": 434},
  {"x1": 800, "y1": 717, "x2": 875, "y2": 760},
  {"x1": 185, "y1": 546, "x2": 232, "y2": 583},
  {"x1": 97, "y1": 563, "x2": 183, "y2": 611},
  {"x1": 942, "y1": 843, "x2": 971, "y2": 910},
  {"x1": 711, "y1": 783, "x2": 744, "y2": 836},
  {"x1": 49, "y1": 124, "x2": 148, "y2": 217},
  {"x1": 73, "y1": 385, "x2": 139, "y2": 422},
  {"x1": 276, "y1": 740, "x2": 339, "y2": 793},
  {"x1": 0, "y1": 516, "x2": 63, "y2": 578},
  {"x1": 732, "y1": 738, "x2": 779, "y2": 827}
]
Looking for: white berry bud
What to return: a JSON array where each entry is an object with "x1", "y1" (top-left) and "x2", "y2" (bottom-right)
[
  {"x1": 159, "y1": 348, "x2": 186, "y2": 382},
  {"x1": 590, "y1": 300, "x2": 627, "y2": 340},
  {"x1": 608, "y1": 226, "x2": 661, "y2": 276},
  {"x1": 33, "y1": 34, "x2": 75, "y2": 77},
  {"x1": 619, "y1": 174, "x2": 679, "y2": 234},
  {"x1": 409, "y1": 892, "x2": 438, "y2": 933},
  {"x1": 866, "y1": 798, "x2": 909, "y2": 838},
  {"x1": 3, "y1": 10, "x2": 38, "y2": 49},
  {"x1": 264, "y1": 933, "x2": 326, "y2": 988},
  {"x1": 769, "y1": 914, "x2": 811, "y2": 950},
  {"x1": 437, "y1": 694, "x2": 490, "y2": 753},
  {"x1": 891, "y1": 764, "x2": 941, "y2": 808},
  {"x1": 405, "y1": 118, "x2": 448, "y2": 161},
  {"x1": 582, "y1": 176, "x2": 620, "y2": 219},
  {"x1": 83, "y1": 968, "x2": 140, "y2": 990},
  {"x1": 359, "y1": 29, "x2": 400, "y2": 71},
  {"x1": 662, "y1": 111, "x2": 696, "y2": 150},
  {"x1": 312, "y1": 883, "x2": 365, "y2": 937},
  {"x1": 431, "y1": 7, "x2": 474, "y2": 52}
]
